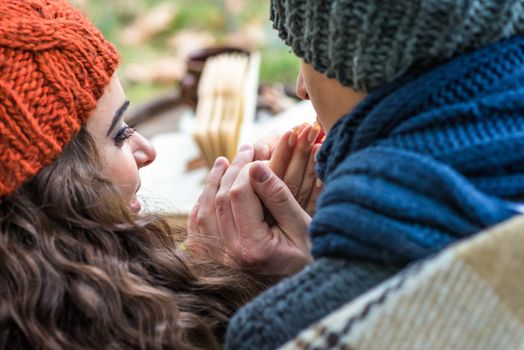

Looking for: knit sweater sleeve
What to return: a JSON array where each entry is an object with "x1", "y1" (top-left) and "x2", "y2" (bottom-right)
[{"x1": 224, "y1": 257, "x2": 400, "y2": 350}]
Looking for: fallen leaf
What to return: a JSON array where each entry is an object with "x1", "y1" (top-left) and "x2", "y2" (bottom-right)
[
  {"x1": 168, "y1": 30, "x2": 217, "y2": 62},
  {"x1": 119, "y1": 2, "x2": 178, "y2": 46},
  {"x1": 225, "y1": 0, "x2": 246, "y2": 15},
  {"x1": 226, "y1": 21, "x2": 267, "y2": 50},
  {"x1": 123, "y1": 57, "x2": 186, "y2": 84}
]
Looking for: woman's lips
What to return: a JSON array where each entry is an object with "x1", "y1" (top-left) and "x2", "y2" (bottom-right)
[
  {"x1": 131, "y1": 181, "x2": 142, "y2": 213},
  {"x1": 130, "y1": 199, "x2": 141, "y2": 213}
]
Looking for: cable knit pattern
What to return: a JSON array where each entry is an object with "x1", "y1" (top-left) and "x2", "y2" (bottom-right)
[
  {"x1": 311, "y1": 36, "x2": 524, "y2": 265},
  {"x1": 271, "y1": 0, "x2": 524, "y2": 91},
  {"x1": 225, "y1": 258, "x2": 400, "y2": 350},
  {"x1": 0, "y1": 0, "x2": 119, "y2": 196}
]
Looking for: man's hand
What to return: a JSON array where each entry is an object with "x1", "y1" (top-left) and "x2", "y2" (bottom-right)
[{"x1": 187, "y1": 144, "x2": 312, "y2": 276}]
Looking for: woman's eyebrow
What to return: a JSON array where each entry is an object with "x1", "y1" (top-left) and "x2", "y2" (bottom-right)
[{"x1": 106, "y1": 100, "x2": 130, "y2": 136}]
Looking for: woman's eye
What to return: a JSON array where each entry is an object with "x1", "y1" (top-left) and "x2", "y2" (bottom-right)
[{"x1": 113, "y1": 126, "x2": 136, "y2": 147}]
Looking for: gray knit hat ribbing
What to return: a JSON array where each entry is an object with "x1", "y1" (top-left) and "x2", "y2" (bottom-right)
[{"x1": 271, "y1": 0, "x2": 524, "y2": 91}]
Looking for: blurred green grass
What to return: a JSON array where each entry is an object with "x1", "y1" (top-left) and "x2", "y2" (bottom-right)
[{"x1": 78, "y1": 0, "x2": 298, "y2": 103}]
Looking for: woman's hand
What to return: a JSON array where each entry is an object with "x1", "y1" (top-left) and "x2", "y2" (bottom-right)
[
  {"x1": 187, "y1": 144, "x2": 312, "y2": 276},
  {"x1": 269, "y1": 123, "x2": 324, "y2": 216},
  {"x1": 252, "y1": 131, "x2": 281, "y2": 161}
]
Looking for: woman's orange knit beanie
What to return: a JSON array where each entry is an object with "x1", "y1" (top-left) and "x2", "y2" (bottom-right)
[{"x1": 0, "y1": 0, "x2": 119, "y2": 196}]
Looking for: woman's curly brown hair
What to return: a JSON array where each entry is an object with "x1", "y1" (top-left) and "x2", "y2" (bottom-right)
[{"x1": 0, "y1": 128, "x2": 269, "y2": 349}]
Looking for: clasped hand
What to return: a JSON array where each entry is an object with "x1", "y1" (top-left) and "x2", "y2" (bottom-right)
[{"x1": 187, "y1": 124, "x2": 324, "y2": 277}]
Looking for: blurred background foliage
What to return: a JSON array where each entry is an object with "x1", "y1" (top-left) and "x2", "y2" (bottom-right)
[{"x1": 72, "y1": 0, "x2": 299, "y2": 104}]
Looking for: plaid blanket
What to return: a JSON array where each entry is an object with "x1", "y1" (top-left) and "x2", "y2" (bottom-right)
[{"x1": 282, "y1": 216, "x2": 524, "y2": 349}]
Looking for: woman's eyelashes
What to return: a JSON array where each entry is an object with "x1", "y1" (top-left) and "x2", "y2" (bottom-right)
[{"x1": 113, "y1": 125, "x2": 135, "y2": 147}]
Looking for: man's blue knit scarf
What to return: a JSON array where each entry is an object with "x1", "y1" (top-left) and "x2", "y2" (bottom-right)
[{"x1": 311, "y1": 35, "x2": 524, "y2": 265}]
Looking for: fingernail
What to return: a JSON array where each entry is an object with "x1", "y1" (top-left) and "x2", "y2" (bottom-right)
[
  {"x1": 308, "y1": 124, "x2": 320, "y2": 143},
  {"x1": 288, "y1": 131, "x2": 298, "y2": 147},
  {"x1": 239, "y1": 144, "x2": 251, "y2": 152},
  {"x1": 252, "y1": 164, "x2": 270, "y2": 183},
  {"x1": 316, "y1": 178, "x2": 323, "y2": 188},
  {"x1": 292, "y1": 123, "x2": 308, "y2": 134},
  {"x1": 213, "y1": 157, "x2": 224, "y2": 168},
  {"x1": 291, "y1": 125, "x2": 302, "y2": 133}
]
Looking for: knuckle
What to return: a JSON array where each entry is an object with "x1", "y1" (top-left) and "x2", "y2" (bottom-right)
[
  {"x1": 297, "y1": 188, "x2": 309, "y2": 205},
  {"x1": 204, "y1": 171, "x2": 220, "y2": 187},
  {"x1": 270, "y1": 181, "x2": 291, "y2": 205},
  {"x1": 203, "y1": 175, "x2": 214, "y2": 187},
  {"x1": 196, "y1": 213, "x2": 207, "y2": 230},
  {"x1": 188, "y1": 211, "x2": 198, "y2": 229},
  {"x1": 305, "y1": 166, "x2": 316, "y2": 178},
  {"x1": 189, "y1": 203, "x2": 199, "y2": 220},
  {"x1": 286, "y1": 182, "x2": 300, "y2": 196},
  {"x1": 215, "y1": 192, "x2": 229, "y2": 206},
  {"x1": 306, "y1": 204, "x2": 316, "y2": 217},
  {"x1": 254, "y1": 143, "x2": 270, "y2": 159},
  {"x1": 232, "y1": 151, "x2": 252, "y2": 166},
  {"x1": 230, "y1": 241, "x2": 242, "y2": 256},
  {"x1": 240, "y1": 239, "x2": 276, "y2": 267},
  {"x1": 229, "y1": 185, "x2": 245, "y2": 202},
  {"x1": 296, "y1": 141, "x2": 312, "y2": 154},
  {"x1": 241, "y1": 248, "x2": 265, "y2": 266},
  {"x1": 228, "y1": 241, "x2": 242, "y2": 258},
  {"x1": 214, "y1": 193, "x2": 230, "y2": 215}
]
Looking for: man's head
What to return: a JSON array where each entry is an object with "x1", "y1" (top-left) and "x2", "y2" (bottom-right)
[{"x1": 272, "y1": 0, "x2": 524, "y2": 130}]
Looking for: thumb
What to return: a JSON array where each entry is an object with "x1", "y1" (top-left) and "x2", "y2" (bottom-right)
[{"x1": 249, "y1": 161, "x2": 310, "y2": 230}]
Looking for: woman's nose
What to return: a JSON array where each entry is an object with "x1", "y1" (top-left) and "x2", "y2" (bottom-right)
[
  {"x1": 133, "y1": 133, "x2": 157, "y2": 168},
  {"x1": 296, "y1": 70, "x2": 310, "y2": 100}
]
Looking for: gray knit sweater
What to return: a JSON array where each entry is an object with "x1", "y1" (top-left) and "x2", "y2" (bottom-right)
[{"x1": 224, "y1": 257, "x2": 401, "y2": 349}]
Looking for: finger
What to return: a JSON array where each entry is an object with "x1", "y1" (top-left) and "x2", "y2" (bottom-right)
[
  {"x1": 314, "y1": 125, "x2": 325, "y2": 144},
  {"x1": 187, "y1": 199, "x2": 200, "y2": 234},
  {"x1": 229, "y1": 163, "x2": 272, "y2": 265},
  {"x1": 317, "y1": 133, "x2": 326, "y2": 144},
  {"x1": 250, "y1": 161, "x2": 311, "y2": 245},
  {"x1": 193, "y1": 157, "x2": 229, "y2": 241},
  {"x1": 268, "y1": 123, "x2": 308, "y2": 179},
  {"x1": 219, "y1": 144, "x2": 255, "y2": 192},
  {"x1": 253, "y1": 131, "x2": 281, "y2": 161},
  {"x1": 296, "y1": 143, "x2": 321, "y2": 208},
  {"x1": 268, "y1": 130, "x2": 297, "y2": 178},
  {"x1": 187, "y1": 157, "x2": 229, "y2": 257},
  {"x1": 230, "y1": 164, "x2": 266, "y2": 226},
  {"x1": 253, "y1": 142, "x2": 271, "y2": 161},
  {"x1": 283, "y1": 124, "x2": 321, "y2": 197},
  {"x1": 306, "y1": 178, "x2": 323, "y2": 217},
  {"x1": 215, "y1": 144, "x2": 255, "y2": 252}
]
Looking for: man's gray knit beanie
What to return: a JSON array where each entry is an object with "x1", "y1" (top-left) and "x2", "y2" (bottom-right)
[{"x1": 270, "y1": 0, "x2": 524, "y2": 92}]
